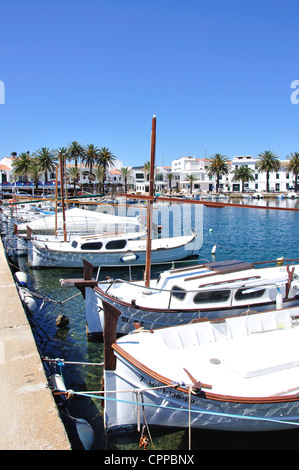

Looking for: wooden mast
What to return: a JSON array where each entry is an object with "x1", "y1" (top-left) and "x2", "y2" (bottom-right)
[
  {"x1": 54, "y1": 166, "x2": 58, "y2": 237},
  {"x1": 145, "y1": 115, "x2": 156, "y2": 287},
  {"x1": 59, "y1": 153, "x2": 67, "y2": 242}
]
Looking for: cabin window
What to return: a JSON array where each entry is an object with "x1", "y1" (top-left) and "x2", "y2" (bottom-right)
[
  {"x1": 105, "y1": 239, "x2": 127, "y2": 249},
  {"x1": 71, "y1": 241, "x2": 78, "y2": 248},
  {"x1": 171, "y1": 286, "x2": 187, "y2": 300},
  {"x1": 193, "y1": 289, "x2": 231, "y2": 304},
  {"x1": 234, "y1": 288, "x2": 266, "y2": 301},
  {"x1": 80, "y1": 242, "x2": 103, "y2": 250}
]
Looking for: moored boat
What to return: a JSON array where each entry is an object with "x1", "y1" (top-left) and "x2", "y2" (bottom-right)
[
  {"x1": 60, "y1": 258, "x2": 299, "y2": 339},
  {"x1": 28, "y1": 231, "x2": 197, "y2": 268},
  {"x1": 102, "y1": 301, "x2": 299, "y2": 434}
]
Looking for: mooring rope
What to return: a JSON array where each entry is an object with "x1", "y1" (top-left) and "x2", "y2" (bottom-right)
[{"x1": 68, "y1": 389, "x2": 299, "y2": 429}]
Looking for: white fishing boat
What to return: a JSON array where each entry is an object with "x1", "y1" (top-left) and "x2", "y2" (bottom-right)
[
  {"x1": 60, "y1": 258, "x2": 299, "y2": 339},
  {"x1": 28, "y1": 231, "x2": 197, "y2": 268},
  {"x1": 13, "y1": 207, "x2": 143, "y2": 256},
  {"x1": 102, "y1": 301, "x2": 299, "y2": 434}
]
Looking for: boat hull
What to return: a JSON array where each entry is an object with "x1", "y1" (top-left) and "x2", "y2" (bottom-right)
[
  {"x1": 104, "y1": 356, "x2": 299, "y2": 433},
  {"x1": 27, "y1": 235, "x2": 196, "y2": 268},
  {"x1": 86, "y1": 285, "x2": 299, "y2": 338}
]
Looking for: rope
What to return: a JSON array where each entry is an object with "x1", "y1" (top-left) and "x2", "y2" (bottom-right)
[
  {"x1": 42, "y1": 357, "x2": 104, "y2": 367},
  {"x1": 68, "y1": 389, "x2": 299, "y2": 429},
  {"x1": 189, "y1": 387, "x2": 192, "y2": 450}
]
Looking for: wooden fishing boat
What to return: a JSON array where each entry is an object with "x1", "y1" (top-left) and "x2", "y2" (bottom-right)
[
  {"x1": 60, "y1": 257, "x2": 299, "y2": 339},
  {"x1": 28, "y1": 231, "x2": 197, "y2": 268},
  {"x1": 102, "y1": 301, "x2": 299, "y2": 434}
]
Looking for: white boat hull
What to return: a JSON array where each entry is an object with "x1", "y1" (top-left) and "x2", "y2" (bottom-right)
[
  {"x1": 28, "y1": 234, "x2": 196, "y2": 268},
  {"x1": 85, "y1": 285, "x2": 299, "y2": 338},
  {"x1": 104, "y1": 361, "x2": 299, "y2": 434}
]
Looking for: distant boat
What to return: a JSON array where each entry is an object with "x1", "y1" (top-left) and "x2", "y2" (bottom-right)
[{"x1": 102, "y1": 302, "x2": 299, "y2": 434}]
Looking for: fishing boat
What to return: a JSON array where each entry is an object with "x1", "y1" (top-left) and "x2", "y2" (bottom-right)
[
  {"x1": 60, "y1": 258, "x2": 299, "y2": 339},
  {"x1": 102, "y1": 300, "x2": 299, "y2": 434},
  {"x1": 13, "y1": 207, "x2": 143, "y2": 256},
  {"x1": 28, "y1": 231, "x2": 197, "y2": 268}
]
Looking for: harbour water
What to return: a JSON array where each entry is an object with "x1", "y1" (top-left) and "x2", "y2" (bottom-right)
[{"x1": 5, "y1": 197, "x2": 299, "y2": 450}]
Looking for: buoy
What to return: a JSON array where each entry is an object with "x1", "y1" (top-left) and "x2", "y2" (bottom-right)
[
  {"x1": 56, "y1": 314, "x2": 69, "y2": 328},
  {"x1": 209, "y1": 228, "x2": 213, "y2": 232},
  {"x1": 211, "y1": 244, "x2": 217, "y2": 254},
  {"x1": 276, "y1": 257, "x2": 284, "y2": 265}
]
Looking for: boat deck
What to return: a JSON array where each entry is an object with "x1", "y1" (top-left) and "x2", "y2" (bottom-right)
[{"x1": 116, "y1": 309, "x2": 299, "y2": 399}]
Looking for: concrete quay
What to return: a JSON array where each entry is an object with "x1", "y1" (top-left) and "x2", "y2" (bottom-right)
[{"x1": 0, "y1": 240, "x2": 71, "y2": 450}]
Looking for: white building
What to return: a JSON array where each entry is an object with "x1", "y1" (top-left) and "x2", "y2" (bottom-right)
[
  {"x1": 0, "y1": 153, "x2": 297, "y2": 196},
  {"x1": 229, "y1": 155, "x2": 294, "y2": 193}
]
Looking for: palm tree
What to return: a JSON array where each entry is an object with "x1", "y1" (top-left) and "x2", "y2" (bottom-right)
[
  {"x1": 206, "y1": 153, "x2": 231, "y2": 192},
  {"x1": 143, "y1": 161, "x2": 151, "y2": 181},
  {"x1": 82, "y1": 144, "x2": 101, "y2": 186},
  {"x1": 255, "y1": 150, "x2": 280, "y2": 193},
  {"x1": 34, "y1": 147, "x2": 57, "y2": 183},
  {"x1": 67, "y1": 141, "x2": 85, "y2": 169},
  {"x1": 11, "y1": 152, "x2": 32, "y2": 183},
  {"x1": 93, "y1": 165, "x2": 106, "y2": 193},
  {"x1": 167, "y1": 172, "x2": 174, "y2": 194},
  {"x1": 186, "y1": 174, "x2": 198, "y2": 194},
  {"x1": 120, "y1": 166, "x2": 133, "y2": 193},
  {"x1": 67, "y1": 167, "x2": 81, "y2": 196},
  {"x1": 99, "y1": 147, "x2": 116, "y2": 183},
  {"x1": 284, "y1": 152, "x2": 299, "y2": 192},
  {"x1": 232, "y1": 165, "x2": 255, "y2": 192},
  {"x1": 28, "y1": 161, "x2": 42, "y2": 191}
]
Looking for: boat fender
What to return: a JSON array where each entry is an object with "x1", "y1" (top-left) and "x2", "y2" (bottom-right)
[
  {"x1": 15, "y1": 271, "x2": 28, "y2": 287},
  {"x1": 50, "y1": 373, "x2": 67, "y2": 392},
  {"x1": 276, "y1": 287, "x2": 283, "y2": 310},
  {"x1": 24, "y1": 295, "x2": 37, "y2": 313}
]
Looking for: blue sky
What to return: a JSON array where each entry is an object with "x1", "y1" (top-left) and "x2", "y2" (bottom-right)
[{"x1": 0, "y1": 0, "x2": 299, "y2": 167}]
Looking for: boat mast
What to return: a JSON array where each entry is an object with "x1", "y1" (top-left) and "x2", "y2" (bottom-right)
[
  {"x1": 145, "y1": 115, "x2": 156, "y2": 287},
  {"x1": 55, "y1": 166, "x2": 58, "y2": 237},
  {"x1": 59, "y1": 153, "x2": 67, "y2": 242}
]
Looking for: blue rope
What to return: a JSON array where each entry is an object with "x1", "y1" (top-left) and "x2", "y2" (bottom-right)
[{"x1": 70, "y1": 390, "x2": 299, "y2": 428}]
